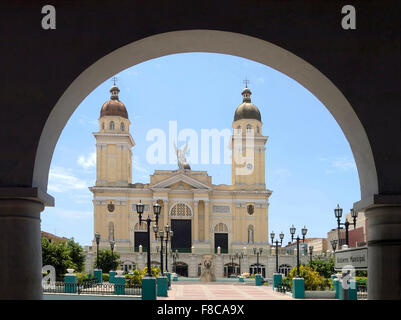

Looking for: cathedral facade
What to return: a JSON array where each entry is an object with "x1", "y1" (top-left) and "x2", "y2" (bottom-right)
[{"x1": 88, "y1": 83, "x2": 300, "y2": 278}]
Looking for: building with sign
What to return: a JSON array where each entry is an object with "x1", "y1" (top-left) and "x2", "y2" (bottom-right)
[{"x1": 85, "y1": 84, "x2": 303, "y2": 278}]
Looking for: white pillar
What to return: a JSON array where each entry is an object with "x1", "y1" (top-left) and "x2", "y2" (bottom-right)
[
  {"x1": 0, "y1": 199, "x2": 44, "y2": 299},
  {"x1": 365, "y1": 205, "x2": 401, "y2": 300}
]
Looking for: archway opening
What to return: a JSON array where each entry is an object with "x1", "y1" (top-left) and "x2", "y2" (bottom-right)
[{"x1": 37, "y1": 30, "x2": 374, "y2": 295}]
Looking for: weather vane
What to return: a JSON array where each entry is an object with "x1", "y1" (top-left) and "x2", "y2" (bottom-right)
[{"x1": 243, "y1": 78, "x2": 250, "y2": 88}]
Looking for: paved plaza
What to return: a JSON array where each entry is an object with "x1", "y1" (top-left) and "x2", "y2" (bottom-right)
[{"x1": 158, "y1": 282, "x2": 294, "y2": 300}]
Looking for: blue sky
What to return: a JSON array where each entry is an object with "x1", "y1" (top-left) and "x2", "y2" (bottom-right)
[{"x1": 41, "y1": 52, "x2": 360, "y2": 247}]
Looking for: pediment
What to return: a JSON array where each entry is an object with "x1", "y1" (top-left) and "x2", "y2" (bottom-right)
[{"x1": 150, "y1": 173, "x2": 211, "y2": 190}]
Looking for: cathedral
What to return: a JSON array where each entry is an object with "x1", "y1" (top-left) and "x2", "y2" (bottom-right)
[{"x1": 88, "y1": 82, "x2": 299, "y2": 278}]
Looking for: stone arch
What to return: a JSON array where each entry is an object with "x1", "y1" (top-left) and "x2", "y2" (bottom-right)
[{"x1": 33, "y1": 30, "x2": 377, "y2": 201}]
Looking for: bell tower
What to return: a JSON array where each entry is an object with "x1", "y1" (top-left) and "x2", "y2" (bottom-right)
[
  {"x1": 94, "y1": 84, "x2": 135, "y2": 186},
  {"x1": 231, "y1": 86, "x2": 268, "y2": 189}
]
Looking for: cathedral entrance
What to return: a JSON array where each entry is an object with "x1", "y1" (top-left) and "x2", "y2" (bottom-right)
[
  {"x1": 214, "y1": 234, "x2": 228, "y2": 253},
  {"x1": 214, "y1": 223, "x2": 229, "y2": 253},
  {"x1": 171, "y1": 219, "x2": 192, "y2": 253}
]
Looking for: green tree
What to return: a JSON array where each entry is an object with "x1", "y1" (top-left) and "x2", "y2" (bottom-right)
[
  {"x1": 308, "y1": 257, "x2": 335, "y2": 278},
  {"x1": 66, "y1": 237, "x2": 85, "y2": 272},
  {"x1": 41, "y1": 237, "x2": 74, "y2": 280},
  {"x1": 94, "y1": 249, "x2": 121, "y2": 273}
]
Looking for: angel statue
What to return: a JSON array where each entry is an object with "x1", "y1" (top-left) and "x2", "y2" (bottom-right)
[{"x1": 174, "y1": 141, "x2": 191, "y2": 170}]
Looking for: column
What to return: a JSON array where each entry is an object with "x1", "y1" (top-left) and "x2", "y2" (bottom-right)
[
  {"x1": 163, "y1": 200, "x2": 169, "y2": 227},
  {"x1": 0, "y1": 198, "x2": 44, "y2": 299},
  {"x1": 365, "y1": 205, "x2": 401, "y2": 300},
  {"x1": 204, "y1": 200, "x2": 210, "y2": 242},
  {"x1": 193, "y1": 200, "x2": 199, "y2": 243}
]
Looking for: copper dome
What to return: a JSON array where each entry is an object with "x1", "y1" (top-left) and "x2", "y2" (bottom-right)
[
  {"x1": 233, "y1": 86, "x2": 261, "y2": 121},
  {"x1": 234, "y1": 102, "x2": 261, "y2": 121},
  {"x1": 100, "y1": 99, "x2": 129, "y2": 119}
]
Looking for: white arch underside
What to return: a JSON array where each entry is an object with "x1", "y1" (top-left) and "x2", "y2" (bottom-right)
[{"x1": 33, "y1": 30, "x2": 377, "y2": 202}]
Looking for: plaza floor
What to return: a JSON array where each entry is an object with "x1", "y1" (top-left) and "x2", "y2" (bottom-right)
[{"x1": 158, "y1": 282, "x2": 294, "y2": 300}]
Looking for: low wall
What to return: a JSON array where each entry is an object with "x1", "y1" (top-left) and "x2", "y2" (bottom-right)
[
  {"x1": 305, "y1": 291, "x2": 336, "y2": 299},
  {"x1": 43, "y1": 293, "x2": 141, "y2": 300}
]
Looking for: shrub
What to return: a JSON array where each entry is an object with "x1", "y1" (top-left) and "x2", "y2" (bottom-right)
[
  {"x1": 102, "y1": 273, "x2": 110, "y2": 282},
  {"x1": 308, "y1": 257, "x2": 335, "y2": 278},
  {"x1": 74, "y1": 272, "x2": 89, "y2": 284},
  {"x1": 287, "y1": 265, "x2": 326, "y2": 291},
  {"x1": 355, "y1": 276, "x2": 368, "y2": 286},
  {"x1": 126, "y1": 269, "x2": 144, "y2": 287},
  {"x1": 142, "y1": 266, "x2": 161, "y2": 278}
]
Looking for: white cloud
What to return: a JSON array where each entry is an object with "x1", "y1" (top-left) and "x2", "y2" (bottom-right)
[
  {"x1": 319, "y1": 156, "x2": 356, "y2": 174},
  {"x1": 77, "y1": 152, "x2": 96, "y2": 170},
  {"x1": 331, "y1": 157, "x2": 356, "y2": 171},
  {"x1": 48, "y1": 166, "x2": 89, "y2": 193},
  {"x1": 133, "y1": 155, "x2": 151, "y2": 181}
]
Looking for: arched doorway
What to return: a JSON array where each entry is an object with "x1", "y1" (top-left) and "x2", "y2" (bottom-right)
[
  {"x1": 249, "y1": 263, "x2": 266, "y2": 278},
  {"x1": 175, "y1": 262, "x2": 188, "y2": 277},
  {"x1": 224, "y1": 263, "x2": 240, "y2": 277},
  {"x1": 133, "y1": 222, "x2": 147, "y2": 252},
  {"x1": 170, "y1": 203, "x2": 193, "y2": 253},
  {"x1": 214, "y1": 223, "x2": 229, "y2": 253},
  {"x1": 278, "y1": 264, "x2": 292, "y2": 277}
]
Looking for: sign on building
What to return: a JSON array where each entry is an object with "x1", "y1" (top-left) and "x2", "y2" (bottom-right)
[{"x1": 334, "y1": 246, "x2": 368, "y2": 270}]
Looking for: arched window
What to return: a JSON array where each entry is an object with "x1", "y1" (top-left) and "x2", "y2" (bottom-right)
[
  {"x1": 120, "y1": 122, "x2": 125, "y2": 131},
  {"x1": 102, "y1": 122, "x2": 105, "y2": 130},
  {"x1": 236, "y1": 125, "x2": 241, "y2": 134},
  {"x1": 248, "y1": 225, "x2": 254, "y2": 244},
  {"x1": 256, "y1": 126, "x2": 260, "y2": 134},
  {"x1": 249, "y1": 264, "x2": 266, "y2": 277},
  {"x1": 246, "y1": 124, "x2": 252, "y2": 132},
  {"x1": 109, "y1": 121, "x2": 115, "y2": 130},
  {"x1": 134, "y1": 222, "x2": 147, "y2": 231},
  {"x1": 108, "y1": 222, "x2": 114, "y2": 241},
  {"x1": 214, "y1": 223, "x2": 228, "y2": 233},
  {"x1": 278, "y1": 264, "x2": 292, "y2": 277},
  {"x1": 170, "y1": 203, "x2": 192, "y2": 217}
]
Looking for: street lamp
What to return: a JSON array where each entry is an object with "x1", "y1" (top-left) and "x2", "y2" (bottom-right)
[
  {"x1": 235, "y1": 252, "x2": 244, "y2": 275},
  {"x1": 270, "y1": 231, "x2": 284, "y2": 273},
  {"x1": 309, "y1": 245, "x2": 314, "y2": 263},
  {"x1": 109, "y1": 239, "x2": 115, "y2": 270},
  {"x1": 333, "y1": 204, "x2": 358, "y2": 246},
  {"x1": 331, "y1": 239, "x2": 338, "y2": 252},
  {"x1": 136, "y1": 201, "x2": 161, "y2": 277},
  {"x1": 290, "y1": 225, "x2": 307, "y2": 277},
  {"x1": 171, "y1": 249, "x2": 179, "y2": 273},
  {"x1": 229, "y1": 254, "x2": 236, "y2": 277},
  {"x1": 153, "y1": 227, "x2": 165, "y2": 275},
  {"x1": 95, "y1": 232, "x2": 101, "y2": 269},
  {"x1": 164, "y1": 224, "x2": 173, "y2": 272},
  {"x1": 253, "y1": 248, "x2": 263, "y2": 275}
]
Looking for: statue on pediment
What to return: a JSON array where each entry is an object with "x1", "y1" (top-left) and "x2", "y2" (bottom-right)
[{"x1": 174, "y1": 141, "x2": 191, "y2": 170}]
